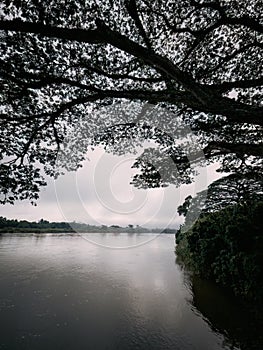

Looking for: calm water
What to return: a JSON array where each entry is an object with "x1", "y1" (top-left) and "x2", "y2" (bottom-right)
[{"x1": 0, "y1": 233, "x2": 262, "y2": 350}]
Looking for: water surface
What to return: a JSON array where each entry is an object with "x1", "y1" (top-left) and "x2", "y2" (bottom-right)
[{"x1": 0, "y1": 233, "x2": 261, "y2": 349}]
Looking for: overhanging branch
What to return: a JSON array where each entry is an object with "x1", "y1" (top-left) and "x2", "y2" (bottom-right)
[
  {"x1": 204, "y1": 141, "x2": 263, "y2": 157},
  {"x1": 0, "y1": 19, "x2": 262, "y2": 125}
]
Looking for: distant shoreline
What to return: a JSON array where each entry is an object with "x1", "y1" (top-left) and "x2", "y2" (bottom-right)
[
  {"x1": 0, "y1": 231, "x2": 175, "y2": 235},
  {"x1": 0, "y1": 218, "x2": 177, "y2": 235}
]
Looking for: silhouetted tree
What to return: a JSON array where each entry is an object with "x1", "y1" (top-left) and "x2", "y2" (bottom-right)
[{"x1": 0, "y1": 0, "x2": 262, "y2": 203}]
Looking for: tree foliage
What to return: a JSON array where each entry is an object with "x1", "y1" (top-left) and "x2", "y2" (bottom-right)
[
  {"x1": 176, "y1": 200, "x2": 263, "y2": 302},
  {"x1": 178, "y1": 171, "x2": 262, "y2": 211},
  {"x1": 0, "y1": 216, "x2": 173, "y2": 233},
  {"x1": 177, "y1": 173, "x2": 263, "y2": 232},
  {"x1": 0, "y1": 0, "x2": 262, "y2": 203}
]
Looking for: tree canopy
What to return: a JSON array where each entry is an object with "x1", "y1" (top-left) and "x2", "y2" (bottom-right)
[
  {"x1": 176, "y1": 199, "x2": 263, "y2": 303},
  {"x1": 0, "y1": 0, "x2": 262, "y2": 204},
  {"x1": 177, "y1": 173, "x2": 262, "y2": 232}
]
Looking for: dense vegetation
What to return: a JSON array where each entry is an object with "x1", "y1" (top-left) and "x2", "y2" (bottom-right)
[
  {"x1": 176, "y1": 200, "x2": 263, "y2": 303},
  {"x1": 0, "y1": 217, "x2": 175, "y2": 234}
]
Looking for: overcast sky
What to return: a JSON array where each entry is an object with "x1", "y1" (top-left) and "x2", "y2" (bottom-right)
[{"x1": 1, "y1": 146, "x2": 223, "y2": 228}]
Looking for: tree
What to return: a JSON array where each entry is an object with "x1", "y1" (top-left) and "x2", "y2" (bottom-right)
[
  {"x1": 177, "y1": 173, "x2": 263, "y2": 232},
  {"x1": 178, "y1": 173, "x2": 263, "y2": 216},
  {"x1": 0, "y1": 0, "x2": 262, "y2": 203},
  {"x1": 176, "y1": 200, "x2": 263, "y2": 302}
]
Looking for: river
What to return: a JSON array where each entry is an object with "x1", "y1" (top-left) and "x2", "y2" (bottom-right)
[{"x1": 0, "y1": 233, "x2": 261, "y2": 350}]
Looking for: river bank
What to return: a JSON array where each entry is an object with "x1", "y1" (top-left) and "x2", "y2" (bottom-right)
[{"x1": 176, "y1": 200, "x2": 263, "y2": 306}]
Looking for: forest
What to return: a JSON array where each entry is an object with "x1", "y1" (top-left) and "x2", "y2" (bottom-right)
[
  {"x1": 176, "y1": 199, "x2": 263, "y2": 303},
  {"x1": 0, "y1": 217, "x2": 176, "y2": 234}
]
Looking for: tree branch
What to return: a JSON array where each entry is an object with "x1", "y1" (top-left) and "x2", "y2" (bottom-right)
[
  {"x1": 190, "y1": 0, "x2": 263, "y2": 33},
  {"x1": 125, "y1": 0, "x2": 152, "y2": 49},
  {"x1": 201, "y1": 42, "x2": 260, "y2": 77},
  {"x1": 1, "y1": 19, "x2": 262, "y2": 125},
  {"x1": 0, "y1": 70, "x2": 100, "y2": 91},
  {"x1": 211, "y1": 77, "x2": 263, "y2": 92},
  {"x1": 80, "y1": 62, "x2": 163, "y2": 83},
  {"x1": 0, "y1": 19, "x2": 102, "y2": 43},
  {"x1": 204, "y1": 141, "x2": 263, "y2": 157}
]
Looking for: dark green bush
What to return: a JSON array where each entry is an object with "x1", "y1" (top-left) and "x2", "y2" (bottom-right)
[{"x1": 176, "y1": 201, "x2": 263, "y2": 302}]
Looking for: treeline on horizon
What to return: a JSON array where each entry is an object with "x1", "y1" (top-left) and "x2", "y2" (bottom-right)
[{"x1": 0, "y1": 217, "x2": 176, "y2": 234}]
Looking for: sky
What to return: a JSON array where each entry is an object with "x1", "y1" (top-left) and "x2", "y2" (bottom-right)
[{"x1": 1, "y1": 146, "x2": 223, "y2": 229}]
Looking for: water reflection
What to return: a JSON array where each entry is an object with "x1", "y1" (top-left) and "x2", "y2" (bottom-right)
[
  {"x1": 0, "y1": 234, "x2": 262, "y2": 350},
  {"x1": 180, "y1": 266, "x2": 263, "y2": 350}
]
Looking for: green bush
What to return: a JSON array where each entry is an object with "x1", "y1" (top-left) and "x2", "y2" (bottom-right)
[{"x1": 176, "y1": 201, "x2": 263, "y2": 302}]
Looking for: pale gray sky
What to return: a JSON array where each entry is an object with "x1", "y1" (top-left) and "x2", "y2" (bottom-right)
[{"x1": 1, "y1": 146, "x2": 223, "y2": 228}]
